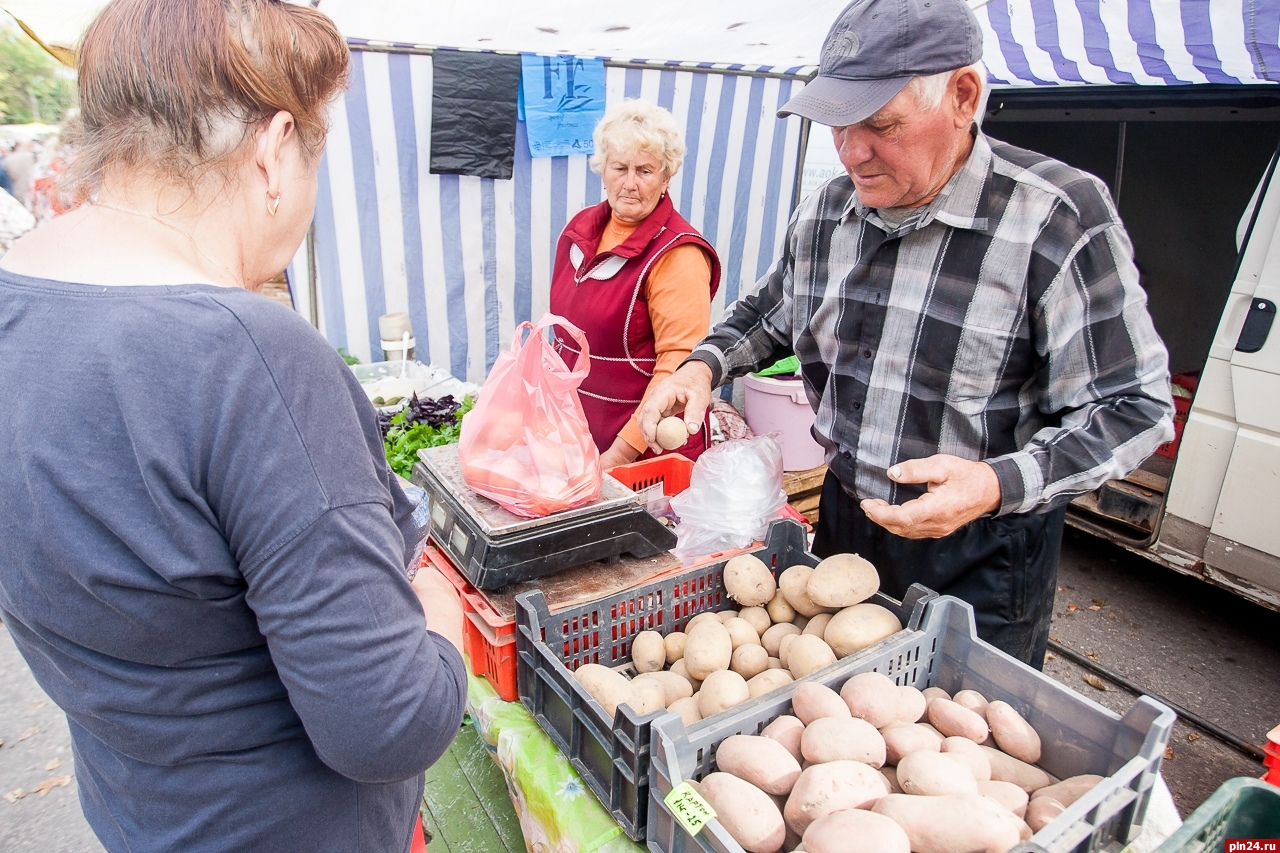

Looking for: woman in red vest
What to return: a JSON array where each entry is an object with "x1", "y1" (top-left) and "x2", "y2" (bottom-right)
[{"x1": 550, "y1": 100, "x2": 722, "y2": 468}]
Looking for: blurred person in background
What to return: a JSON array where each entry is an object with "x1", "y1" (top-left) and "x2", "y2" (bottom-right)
[
  {"x1": 5, "y1": 140, "x2": 35, "y2": 209},
  {"x1": 32, "y1": 132, "x2": 76, "y2": 223},
  {"x1": 0, "y1": 1, "x2": 466, "y2": 851}
]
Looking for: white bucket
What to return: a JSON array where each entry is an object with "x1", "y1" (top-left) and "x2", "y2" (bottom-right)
[{"x1": 741, "y1": 373, "x2": 825, "y2": 471}]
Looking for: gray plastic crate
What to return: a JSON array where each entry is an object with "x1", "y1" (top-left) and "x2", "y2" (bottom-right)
[
  {"x1": 514, "y1": 518, "x2": 934, "y2": 842},
  {"x1": 648, "y1": 595, "x2": 1176, "y2": 853}
]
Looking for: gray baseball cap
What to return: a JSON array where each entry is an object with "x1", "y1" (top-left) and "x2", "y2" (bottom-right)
[{"x1": 779, "y1": 0, "x2": 983, "y2": 126}]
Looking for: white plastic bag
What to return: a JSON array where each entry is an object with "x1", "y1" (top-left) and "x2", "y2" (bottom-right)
[{"x1": 669, "y1": 435, "x2": 789, "y2": 561}]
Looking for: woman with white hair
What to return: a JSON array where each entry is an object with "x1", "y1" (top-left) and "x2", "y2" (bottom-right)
[{"x1": 550, "y1": 99, "x2": 721, "y2": 466}]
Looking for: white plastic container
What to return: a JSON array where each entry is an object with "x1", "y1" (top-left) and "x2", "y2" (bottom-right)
[{"x1": 741, "y1": 373, "x2": 824, "y2": 471}]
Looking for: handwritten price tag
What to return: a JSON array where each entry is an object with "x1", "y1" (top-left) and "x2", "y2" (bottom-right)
[{"x1": 664, "y1": 782, "x2": 716, "y2": 835}]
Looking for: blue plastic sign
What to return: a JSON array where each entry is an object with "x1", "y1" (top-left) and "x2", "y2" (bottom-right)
[{"x1": 520, "y1": 54, "x2": 605, "y2": 159}]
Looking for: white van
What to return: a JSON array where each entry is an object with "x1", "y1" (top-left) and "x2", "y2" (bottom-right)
[{"x1": 981, "y1": 89, "x2": 1280, "y2": 610}]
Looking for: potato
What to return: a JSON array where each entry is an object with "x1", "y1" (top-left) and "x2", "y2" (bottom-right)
[
  {"x1": 761, "y1": 622, "x2": 801, "y2": 656},
  {"x1": 986, "y1": 700, "x2": 1042, "y2": 764},
  {"x1": 824, "y1": 604, "x2": 902, "y2": 657},
  {"x1": 981, "y1": 746, "x2": 1054, "y2": 793},
  {"x1": 724, "y1": 617, "x2": 762, "y2": 650},
  {"x1": 630, "y1": 630, "x2": 666, "y2": 674},
  {"x1": 760, "y1": 714, "x2": 806, "y2": 763},
  {"x1": 784, "y1": 760, "x2": 890, "y2": 834},
  {"x1": 715, "y1": 734, "x2": 804, "y2": 796},
  {"x1": 698, "y1": 669, "x2": 751, "y2": 718},
  {"x1": 896, "y1": 751, "x2": 980, "y2": 796},
  {"x1": 724, "y1": 554, "x2": 778, "y2": 607},
  {"x1": 800, "y1": 717, "x2": 886, "y2": 767},
  {"x1": 939, "y1": 735, "x2": 992, "y2": 781},
  {"x1": 685, "y1": 619, "x2": 734, "y2": 680},
  {"x1": 632, "y1": 671, "x2": 694, "y2": 706},
  {"x1": 669, "y1": 659, "x2": 701, "y2": 691},
  {"x1": 790, "y1": 682, "x2": 851, "y2": 725},
  {"x1": 881, "y1": 722, "x2": 943, "y2": 765},
  {"x1": 747, "y1": 668, "x2": 794, "y2": 698},
  {"x1": 978, "y1": 779, "x2": 1029, "y2": 818},
  {"x1": 927, "y1": 697, "x2": 990, "y2": 742},
  {"x1": 791, "y1": 614, "x2": 810, "y2": 631},
  {"x1": 1031, "y1": 774, "x2": 1103, "y2": 807},
  {"x1": 801, "y1": 613, "x2": 833, "y2": 637},
  {"x1": 765, "y1": 590, "x2": 796, "y2": 624},
  {"x1": 738, "y1": 606, "x2": 772, "y2": 636},
  {"x1": 668, "y1": 696, "x2": 702, "y2": 727},
  {"x1": 767, "y1": 657, "x2": 783, "y2": 669},
  {"x1": 778, "y1": 565, "x2": 829, "y2": 618},
  {"x1": 953, "y1": 688, "x2": 990, "y2": 719},
  {"x1": 573, "y1": 663, "x2": 632, "y2": 718},
  {"x1": 700, "y1": 772, "x2": 787, "y2": 853},
  {"x1": 777, "y1": 634, "x2": 797, "y2": 668},
  {"x1": 718, "y1": 609, "x2": 741, "y2": 623},
  {"x1": 921, "y1": 686, "x2": 951, "y2": 701},
  {"x1": 786, "y1": 635, "x2": 837, "y2": 679},
  {"x1": 807, "y1": 553, "x2": 879, "y2": 608},
  {"x1": 873, "y1": 793, "x2": 1024, "y2": 853},
  {"x1": 664, "y1": 631, "x2": 687, "y2": 665},
  {"x1": 655, "y1": 415, "x2": 691, "y2": 450},
  {"x1": 896, "y1": 685, "x2": 928, "y2": 723},
  {"x1": 686, "y1": 611, "x2": 723, "y2": 631},
  {"x1": 802, "y1": 808, "x2": 910, "y2": 853},
  {"x1": 839, "y1": 671, "x2": 900, "y2": 729},
  {"x1": 881, "y1": 764, "x2": 902, "y2": 793},
  {"x1": 1025, "y1": 795, "x2": 1066, "y2": 831},
  {"x1": 629, "y1": 677, "x2": 667, "y2": 715},
  {"x1": 731, "y1": 644, "x2": 770, "y2": 679}
]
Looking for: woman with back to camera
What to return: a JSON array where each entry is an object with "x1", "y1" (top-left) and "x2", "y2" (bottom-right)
[
  {"x1": 550, "y1": 100, "x2": 721, "y2": 468},
  {"x1": 0, "y1": 1, "x2": 467, "y2": 851}
]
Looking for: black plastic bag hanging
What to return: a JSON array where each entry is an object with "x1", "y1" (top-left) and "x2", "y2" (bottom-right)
[{"x1": 430, "y1": 49, "x2": 521, "y2": 180}]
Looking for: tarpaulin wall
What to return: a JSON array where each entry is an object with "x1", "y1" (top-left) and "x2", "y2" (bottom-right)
[{"x1": 305, "y1": 46, "x2": 807, "y2": 380}]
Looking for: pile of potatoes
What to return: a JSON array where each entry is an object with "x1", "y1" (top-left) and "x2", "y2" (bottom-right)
[
  {"x1": 688, "y1": 674, "x2": 1104, "y2": 853},
  {"x1": 572, "y1": 551, "x2": 905, "y2": 728}
]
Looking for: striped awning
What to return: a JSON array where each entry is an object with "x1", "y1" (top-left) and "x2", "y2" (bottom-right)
[{"x1": 976, "y1": 0, "x2": 1280, "y2": 87}]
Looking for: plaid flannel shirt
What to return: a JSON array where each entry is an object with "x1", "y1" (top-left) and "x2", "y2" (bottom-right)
[{"x1": 690, "y1": 132, "x2": 1174, "y2": 516}]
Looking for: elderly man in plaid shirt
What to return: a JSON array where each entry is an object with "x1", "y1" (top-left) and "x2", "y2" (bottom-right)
[{"x1": 639, "y1": 0, "x2": 1174, "y2": 668}]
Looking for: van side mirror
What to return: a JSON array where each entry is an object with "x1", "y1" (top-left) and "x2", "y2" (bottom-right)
[{"x1": 1236, "y1": 298, "x2": 1276, "y2": 353}]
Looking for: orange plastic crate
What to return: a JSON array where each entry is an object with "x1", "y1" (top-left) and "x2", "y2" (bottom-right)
[
  {"x1": 606, "y1": 455, "x2": 694, "y2": 496},
  {"x1": 421, "y1": 545, "x2": 519, "y2": 702}
]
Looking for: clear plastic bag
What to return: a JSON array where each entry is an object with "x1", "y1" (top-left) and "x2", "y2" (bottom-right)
[
  {"x1": 457, "y1": 314, "x2": 602, "y2": 518},
  {"x1": 669, "y1": 434, "x2": 789, "y2": 560}
]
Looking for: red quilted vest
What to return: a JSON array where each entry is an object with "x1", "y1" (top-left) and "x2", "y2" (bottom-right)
[{"x1": 550, "y1": 194, "x2": 722, "y2": 460}]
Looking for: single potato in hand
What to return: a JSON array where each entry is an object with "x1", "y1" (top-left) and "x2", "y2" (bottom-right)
[{"x1": 656, "y1": 416, "x2": 692, "y2": 451}]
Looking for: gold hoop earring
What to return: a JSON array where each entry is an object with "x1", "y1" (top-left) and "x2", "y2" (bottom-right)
[{"x1": 267, "y1": 194, "x2": 281, "y2": 217}]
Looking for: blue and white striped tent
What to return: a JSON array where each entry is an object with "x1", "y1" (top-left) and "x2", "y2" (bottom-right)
[
  {"x1": 299, "y1": 51, "x2": 808, "y2": 380},
  {"x1": 290, "y1": 0, "x2": 1279, "y2": 378}
]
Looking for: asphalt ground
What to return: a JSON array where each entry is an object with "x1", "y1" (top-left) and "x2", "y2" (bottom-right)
[{"x1": 2, "y1": 528, "x2": 1277, "y2": 850}]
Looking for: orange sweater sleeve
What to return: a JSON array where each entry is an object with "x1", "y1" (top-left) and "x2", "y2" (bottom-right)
[{"x1": 616, "y1": 243, "x2": 714, "y2": 454}]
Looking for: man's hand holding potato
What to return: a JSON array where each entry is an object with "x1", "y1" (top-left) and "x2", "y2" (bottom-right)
[{"x1": 637, "y1": 361, "x2": 716, "y2": 454}]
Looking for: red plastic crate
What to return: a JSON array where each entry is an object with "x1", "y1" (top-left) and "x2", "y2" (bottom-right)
[
  {"x1": 1155, "y1": 392, "x2": 1192, "y2": 459},
  {"x1": 421, "y1": 545, "x2": 519, "y2": 701},
  {"x1": 607, "y1": 455, "x2": 694, "y2": 495}
]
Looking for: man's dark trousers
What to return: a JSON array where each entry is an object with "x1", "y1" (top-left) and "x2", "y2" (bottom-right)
[{"x1": 812, "y1": 472, "x2": 1065, "y2": 669}]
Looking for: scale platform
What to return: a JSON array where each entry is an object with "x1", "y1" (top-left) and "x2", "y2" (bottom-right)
[{"x1": 411, "y1": 444, "x2": 678, "y2": 590}]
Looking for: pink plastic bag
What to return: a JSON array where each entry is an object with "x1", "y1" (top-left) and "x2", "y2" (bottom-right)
[{"x1": 457, "y1": 314, "x2": 602, "y2": 517}]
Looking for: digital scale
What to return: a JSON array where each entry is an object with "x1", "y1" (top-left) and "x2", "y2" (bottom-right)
[{"x1": 411, "y1": 444, "x2": 678, "y2": 590}]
